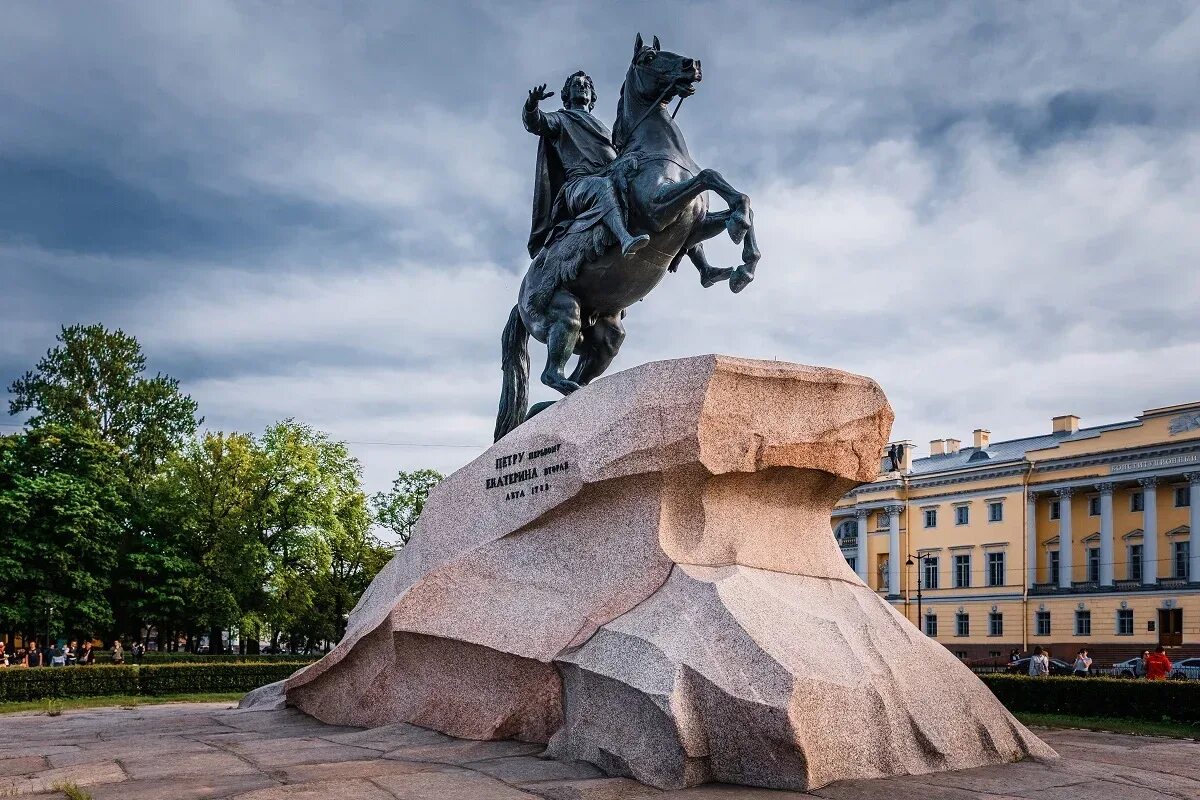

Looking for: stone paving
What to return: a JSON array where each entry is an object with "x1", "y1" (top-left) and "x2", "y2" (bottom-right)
[{"x1": 1, "y1": 702, "x2": 1198, "y2": 799}]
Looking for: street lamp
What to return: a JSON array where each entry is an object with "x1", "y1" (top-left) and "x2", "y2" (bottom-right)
[{"x1": 905, "y1": 555, "x2": 928, "y2": 632}]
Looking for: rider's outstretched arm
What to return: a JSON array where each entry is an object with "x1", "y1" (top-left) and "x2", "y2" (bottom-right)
[{"x1": 523, "y1": 84, "x2": 559, "y2": 137}]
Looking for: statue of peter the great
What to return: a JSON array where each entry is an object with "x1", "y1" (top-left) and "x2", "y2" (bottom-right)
[{"x1": 523, "y1": 70, "x2": 649, "y2": 259}]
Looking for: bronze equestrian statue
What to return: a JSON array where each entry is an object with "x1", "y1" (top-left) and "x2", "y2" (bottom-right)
[{"x1": 495, "y1": 34, "x2": 760, "y2": 441}]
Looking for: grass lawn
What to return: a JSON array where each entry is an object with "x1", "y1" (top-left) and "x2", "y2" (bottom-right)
[
  {"x1": 0, "y1": 693, "x2": 244, "y2": 715},
  {"x1": 1018, "y1": 711, "x2": 1200, "y2": 739}
]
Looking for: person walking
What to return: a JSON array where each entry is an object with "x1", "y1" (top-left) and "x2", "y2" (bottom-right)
[
  {"x1": 111, "y1": 640, "x2": 124, "y2": 664},
  {"x1": 0, "y1": 641, "x2": 8, "y2": 667},
  {"x1": 65, "y1": 639, "x2": 78, "y2": 665},
  {"x1": 1008, "y1": 649, "x2": 1022, "y2": 666},
  {"x1": 131, "y1": 640, "x2": 145, "y2": 664},
  {"x1": 1029, "y1": 645, "x2": 1050, "y2": 677},
  {"x1": 1072, "y1": 648, "x2": 1092, "y2": 677},
  {"x1": 78, "y1": 641, "x2": 95, "y2": 665},
  {"x1": 1145, "y1": 646, "x2": 1173, "y2": 680}
]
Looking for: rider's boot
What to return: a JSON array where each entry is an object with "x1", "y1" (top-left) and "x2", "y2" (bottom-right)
[{"x1": 604, "y1": 210, "x2": 650, "y2": 257}]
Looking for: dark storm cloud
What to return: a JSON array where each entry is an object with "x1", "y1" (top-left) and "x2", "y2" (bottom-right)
[{"x1": 2, "y1": 1, "x2": 1199, "y2": 492}]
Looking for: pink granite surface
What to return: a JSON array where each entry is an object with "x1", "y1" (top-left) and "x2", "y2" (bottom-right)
[{"x1": 242, "y1": 355, "x2": 1054, "y2": 791}]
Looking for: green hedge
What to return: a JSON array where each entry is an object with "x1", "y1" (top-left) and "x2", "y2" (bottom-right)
[
  {"x1": 0, "y1": 662, "x2": 307, "y2": 702},
  {"x1": 137, "y1": 652, "x2": 323, "y2": 664},
  {"x1": 981, "y1": 674, "x2": 1200, "y2": 723}
]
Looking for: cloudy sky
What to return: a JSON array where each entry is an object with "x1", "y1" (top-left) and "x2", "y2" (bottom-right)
[{"x1": 3, "y1": 1, "x2": 1199, "y2": 495}]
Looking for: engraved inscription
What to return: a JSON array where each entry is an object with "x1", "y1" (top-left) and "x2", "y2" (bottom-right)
[{"x1": 486, "y1": 443, "x2": 570, "y2": 501}]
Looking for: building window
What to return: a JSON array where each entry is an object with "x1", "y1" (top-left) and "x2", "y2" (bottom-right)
[
  {"x1": 1116, "y1": 608, "x2": 1134, "y2": 636},
  {"x1": 923, "y1": 556, "x2": 939, "y2": 590},
  {"x1": 1048, "y1": 550, "x2": 1060, "y2": 583},
  {"x1": 1075, "y1": 610, "x2": 1091, "y2": 636},
  {"x1": 988, "y1": 612, "x2": 1003, "y2": 637},
  {"x1": 955, "y1": 613, "x2": 970, "y2": 637},
  {"x1": 924, "y1": 613, "x2": 937, "y2": 637},
  {"x1": 1049, "y1": 500, "x2": 1061, "y2": 520},
  {"x1": 1131, "y1": 491, "x2": 1144, "y2": 512},
  {"x1": 988, "y1": 501, "x2": 1003, "y2": 522},
  {"x1": 954, "y1": 554, "x2": 971, "y2": 588},
  {"x1": 1177, "y1": 487, "x2": 1192, "y2": 508},
  {"x1": 1036, "y1": 610, "x2": 1051, "y2": 636},
  {"x1": 924, "y1": 508, "x2": 937, "y2": 528},
  {"x1": 987, "y1": 552, "x2": 1005, "y2": 587},
  {"x1": 1087, "y1": 547, "x2": 1100, "y2": 583},
  {"x1": 955, "y1": 505, "x2": 969, "y2": 525},
  {"x1": 1129, "y1": 544, "x2": 1143, "y2": 581},
  {"x1": 1175, "y1": 541, "x2": 1191, "y2": 580},
  {"x1": 834, "y1": 519, "x2": 857, "y2": 544},
  {"x1": 1088, "y1": 496, "x2": 1101, "y2": 516},
  {"x1": 846, "y1": 556, "x2": 856, "y2": 573}
]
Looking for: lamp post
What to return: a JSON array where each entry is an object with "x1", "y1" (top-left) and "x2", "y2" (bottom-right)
[{"x1": 905, "y1": 554, "x2": 926, "y2": 631}]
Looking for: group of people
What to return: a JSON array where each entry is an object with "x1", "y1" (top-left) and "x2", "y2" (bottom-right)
[
  {"x1": 0, "y1": 638, "x2": 145, "y2": 668},
  {"x1": 1015, "y1": 645, "x2": 1175, "y2": 679}
]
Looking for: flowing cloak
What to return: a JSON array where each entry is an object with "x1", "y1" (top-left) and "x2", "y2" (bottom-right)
[{"x1": 526, "y1": 108, "x2": 619, "y2": 258}]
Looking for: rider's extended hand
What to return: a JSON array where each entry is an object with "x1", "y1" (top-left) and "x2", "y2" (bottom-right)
[{"x1": 526, "y1": 84, "x2": 554, "y2": 106}]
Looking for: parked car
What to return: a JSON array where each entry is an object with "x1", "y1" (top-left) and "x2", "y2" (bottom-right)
[
  {"x1": 1170, "y1": 657, "x2": 1200, "y2": 681},
  {"x1": 1006, "y1": 656, "x2": 1074, "y2": 676},
  {"x1": 1113, "y1": 657, "x2": 1145, "y2": 678}
]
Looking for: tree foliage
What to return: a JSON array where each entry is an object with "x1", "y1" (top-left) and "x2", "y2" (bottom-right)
[
  {"x1": 8, "y1": 323, "x2": 199, "y2": 475},
  {"x1": 370, "y1": 469, "x2": 443, "y2": 546},
  {"x1": 3, "y1": 324, "x2": 406, "y2": 653},
  {"x1": 0, "y1": 426, "x2": 127, "y2": 636}
]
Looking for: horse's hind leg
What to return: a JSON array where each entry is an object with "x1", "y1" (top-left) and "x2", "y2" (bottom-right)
[
  {"x1": 568, "y1": 312, "x2": 625, "y2": 386},
  {"x1": 687, "y1": 243, "x2": 733, "y2": 288},
  {"x1": 540, "y1": 289, "x2": 584, "y2": 395}
]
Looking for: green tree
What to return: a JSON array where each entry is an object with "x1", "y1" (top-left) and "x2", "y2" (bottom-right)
[
  {"x1": 370, "y1": 469, "x2": 443, "y2": 546},
  {"x1": 0, "y1": 426, "x2": 127, "y2": 639},
  {"x1": 8, "y1": 323, "x2": 200, "y2": 475},
  {"x1": 8, "y1": 323, "x2": 201, "y2": 641},
  {"x1": 144, "y1": 432, "x2": 267, "y2": 651}
]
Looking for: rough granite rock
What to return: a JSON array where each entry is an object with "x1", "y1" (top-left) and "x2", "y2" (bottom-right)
[{"x1": 245, "y1": 354, "x2": 1055, "y2": 791}]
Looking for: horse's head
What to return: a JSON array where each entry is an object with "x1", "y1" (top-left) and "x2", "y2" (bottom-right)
[{"x1": 627, "y1": 33, "x2": 702, "y2": 105}]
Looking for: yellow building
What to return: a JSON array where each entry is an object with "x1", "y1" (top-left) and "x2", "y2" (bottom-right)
[{"x1": 832, "y1": 402, "x2": 1200, "y2": 666}]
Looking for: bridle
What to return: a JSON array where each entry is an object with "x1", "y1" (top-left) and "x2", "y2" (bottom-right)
[{"x1": 616, "y1": 60, "x2": 692, "y2": 149}]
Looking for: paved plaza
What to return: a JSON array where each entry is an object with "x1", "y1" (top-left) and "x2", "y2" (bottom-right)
[{"x1": 1, "y1": 702, "x2": 1198, "y2": 799}]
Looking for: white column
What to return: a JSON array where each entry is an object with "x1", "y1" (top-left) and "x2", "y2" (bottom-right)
[
  {"x1": 1057, "y1": 488, "x2": 1074, "y2": 589},
  {"x1": 1140, "y1": 477, "x2": 1158, "y2": 586},
  {"x1": 855, "y1": 509, "x2": 869, "y2": 584},
  {"x1": 886, "y1": 504, "x2": 903, "y2": 596},
  {"x1": 1186, "y1": 473, "x2": 1200, "y2": 583},
  {"x1": 1026, "y1": 492, "x2": 1039, "y2": 587},
  {"x1": 1097, "y1": 482, "x2": 1115, "y2": 587}
]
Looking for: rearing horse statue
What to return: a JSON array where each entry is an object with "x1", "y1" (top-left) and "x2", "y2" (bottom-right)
[{"x1": 495, "y1": 34, "x2": 760, "y2": 441}]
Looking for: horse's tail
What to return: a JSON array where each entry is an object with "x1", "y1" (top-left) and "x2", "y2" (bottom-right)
[{"x1": 494, "y1": 304, "x2": 529, "y2": 442}]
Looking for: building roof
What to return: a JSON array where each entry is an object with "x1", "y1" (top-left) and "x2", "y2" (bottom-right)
[{"x1": 906, "y1": 421, "x2": 1136, "y2": 477}]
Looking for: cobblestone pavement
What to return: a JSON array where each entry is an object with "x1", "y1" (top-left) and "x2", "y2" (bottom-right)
[{"x1": 2, "y1": 703, "x2": 1198, "y2": 799}]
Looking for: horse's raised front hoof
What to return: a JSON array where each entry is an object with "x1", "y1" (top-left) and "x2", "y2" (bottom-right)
[
  {"x1": 729, "y1": 266, "x2": 755, "y2": 293},
  {"x1": 726, "y1": 210, "x2": 751, "y2": 245},
  {"x1": 699, "y1": 266, "x2": 733, "y2": 288}
]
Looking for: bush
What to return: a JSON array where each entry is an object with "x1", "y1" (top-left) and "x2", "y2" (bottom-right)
[
  {"x1": 981, "y1": 674, "x2": 1200, "y2": 723},
  {"x1": 138, "y1": 652, "x2": 323, "y2": 664},
  {"x1": 0, "y1": 665, "x2": 139, "y2": 701},
  {"x1": 0, "y1": 662, "x2": 307, "y2": 702},
  {"x1": 138, "y1": 662, "x2": 304, "y2": 695}
]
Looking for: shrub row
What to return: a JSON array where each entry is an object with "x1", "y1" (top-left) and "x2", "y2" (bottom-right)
[
  {"x1": 137, "y1": 652, "x2": 324, "y2": 664},
  {"x1": 0, "y1": 662, "x2": 307, "y2": 702},
  {"x1": 980, "y1": 674, "x2": 1200, "y2": 723}
]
